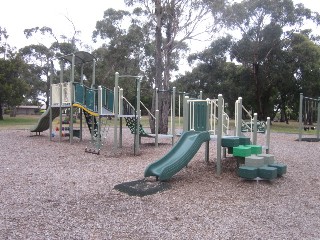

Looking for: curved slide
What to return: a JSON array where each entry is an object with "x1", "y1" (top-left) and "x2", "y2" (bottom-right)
[
  {"x1": 30, "y1": 107, "x2": 60, "y2": 133},
  {"x1": 144, "y1": 131, "x2": 210, "y2": 181}
]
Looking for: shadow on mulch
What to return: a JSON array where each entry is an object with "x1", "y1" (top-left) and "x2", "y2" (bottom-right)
[
  {"x1": 114, "y1": 179, "x2": 171, "y2": 197},
  {"x1": 295, "y1": 138, "x2": 320, "y2": 142}
]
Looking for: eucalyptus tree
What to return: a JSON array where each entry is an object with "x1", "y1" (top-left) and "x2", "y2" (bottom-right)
[
  {"x1": 0, "y1": 56, "x2": 30, "y2": 119},
  {"x1": 121, "y1": 0, "x2": 223, "y2": 133},
  {"x1": 216, "y1": 0, "x2": 319, "y2": 119},
  {"x1": 20, "y1": 26, "x2": 80, "y2": 108}
]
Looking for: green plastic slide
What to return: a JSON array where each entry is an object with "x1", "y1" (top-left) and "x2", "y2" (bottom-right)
[
  {"x1": 30, "y1": 107, "x2": 60, "y2": 133},
  {"x1": 144, "y1": 131, "x2": 210, "y2": 181}
]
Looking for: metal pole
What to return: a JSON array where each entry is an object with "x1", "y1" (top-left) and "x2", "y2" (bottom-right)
[
  {"x1": 217, "y1": 94, "x2": 223, "y2": 175},
  {"x1": 59, "y1": 61, "x2": 63, "y2": 142},
  {"x1": 155, "y1": 110, "x2": 159, "y2": 147},
  {"x1": 183, "y1": 96, "x2": 189, "y2": 132},
  {"x1": 69, "y1": 54, "x2": 75, "y2": 144},
  {"x1": 236, "y1": 97, "x2": 243, "y2": 137},
  {"x1": 114, "y1": 72, "x2": 119, "y2": 150},
  {"x1": 119, "y1": 88, "x2": 123, "y2": 148},
  {"x1": 49, "y1": 60, "x2": 54, "y2": 141},
  {"x1": 253, "y1": 113, "x2": 258, "y2": 145},
  {"x1": 135, "y1": 78, "x2": 141, "y2": 155},
  {"x1": 298, "y1": 93, "x2": 303, "y2": 141},
  {"x1": 172, "y1": 87, "x2": 176, "y2": 145},
  {"x1": 266, "y1": 117, "x2": 271, "y2": 154}
]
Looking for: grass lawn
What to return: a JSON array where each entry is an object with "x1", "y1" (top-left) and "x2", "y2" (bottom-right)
[
  {"x1": 0, "y1": 114, "x2": 318, "y2": 136},
  {"x1": 0, "y1": 115, "x2": 40, "y2": 129}
]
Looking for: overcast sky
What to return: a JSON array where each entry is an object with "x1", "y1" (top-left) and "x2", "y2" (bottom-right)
[{"x1": 1, "y1": 0, "x2": 319, "y2": 53}]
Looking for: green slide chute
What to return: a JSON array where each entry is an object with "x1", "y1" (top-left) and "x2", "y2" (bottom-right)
[
  {"x1": 144, "y1": 131, "x2": 210, "y2": 181},
  {"x1": 30, "y1": 107, "x2": 60, "y2": 133}
]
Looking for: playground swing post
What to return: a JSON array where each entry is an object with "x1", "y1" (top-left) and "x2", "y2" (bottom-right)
[{"x1": 298, "y1": 93, "x2": 320, "y2": 141}]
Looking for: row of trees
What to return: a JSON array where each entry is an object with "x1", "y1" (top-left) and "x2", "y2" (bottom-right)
[{"x1": 1, "y1": 0, "x2": 320, "y2": 130}]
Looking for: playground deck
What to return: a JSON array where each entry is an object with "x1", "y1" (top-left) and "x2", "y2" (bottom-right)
[{"x1": 1, "y1": 128, "x2": 319, "y2": 239}]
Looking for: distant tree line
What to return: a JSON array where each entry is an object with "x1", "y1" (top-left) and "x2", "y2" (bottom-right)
[{"x1": 1, "y1": 0, "x2": 320, "y2": 127}]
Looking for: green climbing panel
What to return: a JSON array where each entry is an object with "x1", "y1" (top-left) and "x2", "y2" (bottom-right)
[{"x1": 125, "y1": 117, "x2": 149, "y2": 136}]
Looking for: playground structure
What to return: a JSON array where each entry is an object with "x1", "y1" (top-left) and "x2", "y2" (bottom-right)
[
  {"x1": 234, "y1": 97, "x2": 270, "y2": 153},
  {"x1": 30, "y1": 51, "x2": 183, "y2": 155},
  {"x1": 30, "y1": 50, "x2": 286, "y2": 180},
  {"x1": 298, "y1": 93, "x2": 320, "y2": 141},
  {"x1": 144, "y1": 94, "x2": 286, "y2": 181},
  {"x1": 31, "y1": 51, "x2": 115, "y2": 154}
]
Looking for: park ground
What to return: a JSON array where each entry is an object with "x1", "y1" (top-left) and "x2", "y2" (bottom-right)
[{"x1": 0, "y1": 115, "x2": 320, "y2": 239}]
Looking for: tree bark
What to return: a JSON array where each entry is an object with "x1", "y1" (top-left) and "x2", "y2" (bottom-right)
[
  {"x1": 150, "y1": 0, "x2": 164, "y2": 134},
  {"x1": 0, "y1": 102, "x2": 3, "y2": 120}
]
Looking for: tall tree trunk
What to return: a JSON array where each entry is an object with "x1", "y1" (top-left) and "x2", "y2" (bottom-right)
[
  {"x1": 150, "y1": 0, "x2": 164, "y2": 134},
  {"x1": 253, "y1": 62, "x2": 264, "y2": 119},
  {"x1": 0, "y1": 102, "x2": 3, "y2": 120}
]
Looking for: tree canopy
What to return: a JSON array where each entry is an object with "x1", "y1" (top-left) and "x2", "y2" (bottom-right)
[{"x1": 1, "y1": 0, "x2": 320, "y2": 126}]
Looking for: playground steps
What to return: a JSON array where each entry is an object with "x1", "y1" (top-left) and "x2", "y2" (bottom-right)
[
  {"x1": 221, "y1": 135, "x2": 287, "y2": 180},
  {"x1": 238, "y1": 153, "x2": 287, "y2": 180}
]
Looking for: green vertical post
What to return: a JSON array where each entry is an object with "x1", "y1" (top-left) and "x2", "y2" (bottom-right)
[
  {"x1": 79, "y1": 64, "x2": 84, "y2": 141},
  {"x1": 299, "y1": 93, "x2": 303, "y2": 141},
  {"x1": 114, "y1": 72, "x2": 119, "y2": 150},
  {"x1": 217, "y1": 94, "x2": 223, "y2": 175}
]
